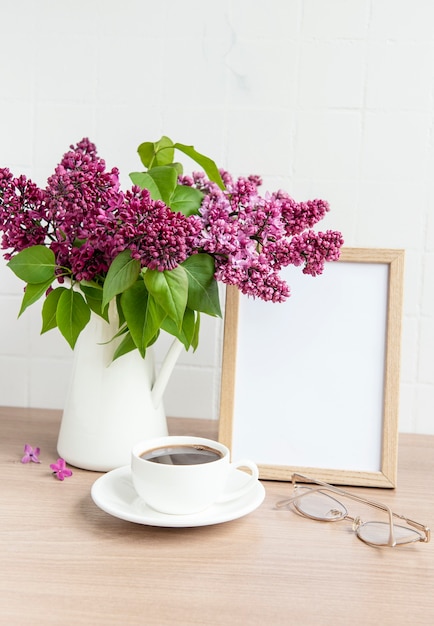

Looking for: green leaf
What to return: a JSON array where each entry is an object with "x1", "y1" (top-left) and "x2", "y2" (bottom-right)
[
  {"x1": 79, "y1": 283, "x2": 103, "y2": 298},
  {"x1": 168, "y1": 162, "x2": 184, "y2": 176},
  {"x1": 102, "y1": 322, "x2": 129, "y2": 343},
  {"x1": 146, "y1": 166, "x2": 178, "y2": 205},
  {"x1": 146, "y1": 295, "x2": 167, "y2": 336},
  {"x1": 116, "y1": 294, "x2": 126, "y2": 327},
  {"x1": 182, "y1": 254, "x2": 221, "y2": 317},
  {"x1": 191, "y1": 311, "x2": 201, "y2": 351},
  {"x1": 102, "y1": 250, "x2": 141, "y2": 309},
  {"x1": 56, "y1": 289, "x2": 91, "y2": 349},
  {"x1": 170, "y1": 185, "x2": 204, "y2": 216},
  {"x1": 120, "y1": 281, "x2": 166, "y2": 357},
  {"x1": 129, "y1": 171, "x2": 163, "y2": 200},
  {"x1": 137, "y1": 142, "x2": 156, "y2": 169},
  {"x1": 130, "y1": 167, "x2": 179, "y2": 205},
  {"x1": 161, "y1": 310, "x2": 189, "y2": 350},
  {"x1": 137, "y1": 142, "x2": 157, "y2": 169},
  {"x1": 161, "y1": 307, "x2": 200, "y2": 351},
  {"x1": 112, "y1": 331, "x2": 137, "y2": 361},
  {"x1": 174, "y1": 142, "x2": 225, "y2": 190},
  {"x1": 143, "y1": 265, "x2": 188, "y2": 329},
  {"x1": 18, "y1": 278, "x2": 54, "y2": 317},
  {"x1": 7, "y1": 246, "x2": 56, "y2": 283},
  {"x1": 180, "y1": 307, "x2": 196, "y2": 347},
  {"x1": 153, "y1": 136, "x2": 175, "y2": 166},
  {"x1": 113, "y1": 329, "x2": 160, "y2": 361},
  {"x1": 41, "y1": 287, "x2": 66, "y2": 333},
  {"x1": 137, "y1": 136, "x2": 175, "y2": 168},
  {"x1": 80, "y1": 284, "x2": 109, "y2": 322},
  {"x1": 79, "y1": 279, "x2": 102, "y2": 288}
]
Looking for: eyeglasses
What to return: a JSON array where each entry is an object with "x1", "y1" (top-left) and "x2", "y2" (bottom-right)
[{"x1": 276, "y1": 473, "x2": 430, "y2": 547}]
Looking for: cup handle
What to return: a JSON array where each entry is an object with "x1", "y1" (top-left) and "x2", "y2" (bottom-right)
[{"x1": 216, "y1": 459, "x2": 259, "y2": 503}]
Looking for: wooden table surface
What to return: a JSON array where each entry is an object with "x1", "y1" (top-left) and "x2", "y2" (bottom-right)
[{"x1": 1, "y1": 407, "x2": 433, "y2": 626}]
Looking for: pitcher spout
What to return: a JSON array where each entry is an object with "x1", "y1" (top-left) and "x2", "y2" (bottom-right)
[{"x1": 151, "y1": 338, "x2": 184, "y2": 408}]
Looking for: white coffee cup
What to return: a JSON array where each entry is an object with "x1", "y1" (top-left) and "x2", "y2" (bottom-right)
[{"x1": 131, "y1": 436, "x2": 259, "y2": 515}]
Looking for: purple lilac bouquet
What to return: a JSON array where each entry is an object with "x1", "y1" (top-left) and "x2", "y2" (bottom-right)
[{"x1": 0, "y1": 136, "x2": 343, "y2": 357}]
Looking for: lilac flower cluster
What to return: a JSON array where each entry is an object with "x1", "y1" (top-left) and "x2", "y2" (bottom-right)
[
  {"x1": 0, "y1": 139, "x2": 201, "y2": 282},
  {"x1": 111, "y1": 188, "x2": 202, "y2": 272},
  {"x1": 0, "y1": 138, "x2": 343, "y2": 303},
  {"x1": 189, "y1": 173, "x2": 344, "y2": 302},
  {"x1": 44, "y1": 138, "x2": 123, "y2": 281},
  {"x1": 0, "y1": 169, "x2": 47, "y2": 255}
]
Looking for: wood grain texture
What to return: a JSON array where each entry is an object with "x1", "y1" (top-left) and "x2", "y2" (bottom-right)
[{"x1": 0, "y1": 407, "x2": 433, "y2": 626}]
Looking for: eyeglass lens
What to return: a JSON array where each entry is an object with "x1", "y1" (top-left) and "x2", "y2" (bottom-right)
[
  {"x1": 293, "y1": 489, "x2": 347, "y2": 520},
  {"x1": 356, "y1": 521, "x2": 423, "y2": 546}
]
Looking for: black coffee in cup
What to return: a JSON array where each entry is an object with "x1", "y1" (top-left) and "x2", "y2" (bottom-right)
[{"x1": 140, "y1": 444, "x2": 223, "y2": 465}]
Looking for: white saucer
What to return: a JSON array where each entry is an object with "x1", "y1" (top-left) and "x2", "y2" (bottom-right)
[{"x1": 91, "y1": 466, "x2": 265, "y2": 528}]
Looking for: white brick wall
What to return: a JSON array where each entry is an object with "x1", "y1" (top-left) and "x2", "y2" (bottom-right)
[{"x1": 0, "y1": 0, "x2": 433, "y2": 433}]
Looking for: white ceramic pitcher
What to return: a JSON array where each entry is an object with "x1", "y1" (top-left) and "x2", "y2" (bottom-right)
[{"x1": 57, "y1": 311, "x2": 183, "y2": 471}]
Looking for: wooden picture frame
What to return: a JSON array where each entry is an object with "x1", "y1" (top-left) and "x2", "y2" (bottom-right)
[{"x1": 218, "y1": 248, "x2": 405, "y2": 487}]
